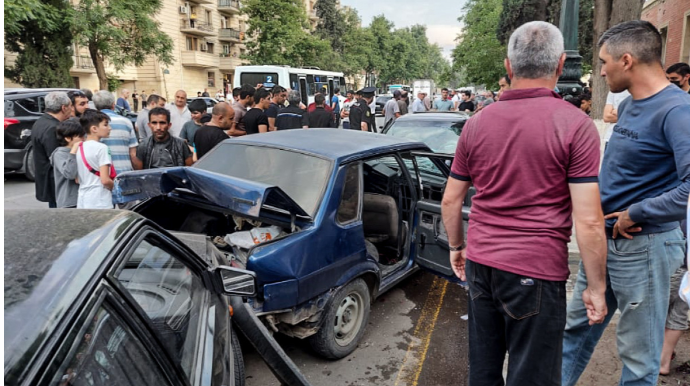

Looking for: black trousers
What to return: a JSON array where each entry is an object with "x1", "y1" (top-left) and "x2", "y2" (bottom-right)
[{"x1": 466, "y1": 260, "x2": 566, "y2": 386}]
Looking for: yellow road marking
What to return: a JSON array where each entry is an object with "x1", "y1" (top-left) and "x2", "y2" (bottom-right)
[{"x1": 394, "y1": 276, "x2": 449, "y2": 386}]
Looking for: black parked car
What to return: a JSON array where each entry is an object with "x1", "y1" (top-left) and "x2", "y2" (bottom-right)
[
  {"x1": 4, "y1": 209, "x2": 312, "y2": 386},
  {"x1": 4, "y1": 88, "x2": 78, "y2": 180},
  {"x1": 375, "y1": 94, "x2": 393, "y2": 116}
]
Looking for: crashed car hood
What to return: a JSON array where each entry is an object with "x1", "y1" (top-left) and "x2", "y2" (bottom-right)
[{"x1": 113, "y1": 167, "x2": 311, "y2": 220}]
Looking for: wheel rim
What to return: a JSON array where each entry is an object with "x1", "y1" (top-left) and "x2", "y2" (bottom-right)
[{"x1": 333, "y1": 291, "x2": 365, "y2": 347}]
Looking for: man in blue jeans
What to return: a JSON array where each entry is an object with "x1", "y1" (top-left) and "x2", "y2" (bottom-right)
[{"x1": 562, "y1": 20, "x2": 690, "y2": 386}]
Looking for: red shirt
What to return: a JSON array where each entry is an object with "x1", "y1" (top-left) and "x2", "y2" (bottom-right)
[{"x1": 451, "y1": 88, "x2": 600, "y2": 281}]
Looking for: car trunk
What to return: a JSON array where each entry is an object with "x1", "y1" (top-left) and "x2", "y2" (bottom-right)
[{"x1": 118, "y1": 167, "x2": 310, "y2": 269}]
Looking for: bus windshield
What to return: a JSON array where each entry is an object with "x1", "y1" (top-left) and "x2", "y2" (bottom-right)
[{"x1": 240, "y1": 73, "x2": 279, "y2": 88}]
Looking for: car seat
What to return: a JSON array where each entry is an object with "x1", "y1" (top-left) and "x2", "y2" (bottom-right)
[{"x1": 362, "y1": 193, "x2": 399, "y2": 247}]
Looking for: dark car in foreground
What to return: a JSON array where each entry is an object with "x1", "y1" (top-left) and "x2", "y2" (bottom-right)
[
  {"x1": 114, "y1": 129, "x2": 468, "y2": 360},
  {"x1": 4, "y1": 209, "x2": 312, "y2": 386},
  {"x1": 381, "y1": 111, "x2": 469, "y2": 155},
  {"x1": 4, "y1": 88, "x2": 79, "y2": 180}
]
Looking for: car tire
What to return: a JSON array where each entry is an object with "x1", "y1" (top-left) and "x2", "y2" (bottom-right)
[
  {"x1": 231, "y1": 327, "x2": 245, "y2": 386},
  {"x1": 24, "y1": 146, "x2": 35, "y2": 182},
  {"x1": 308, "y1": 278, "x2": 371, "y2": 359}
]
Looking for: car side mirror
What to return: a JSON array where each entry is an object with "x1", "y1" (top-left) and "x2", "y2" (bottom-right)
[{"x1": 214, "y1": 266, "x2": 257, "y2": 297}]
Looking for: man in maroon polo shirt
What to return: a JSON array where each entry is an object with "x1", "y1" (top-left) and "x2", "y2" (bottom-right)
[{"x1": 441, "y1": 21, "x2": 608, "y2": 386}]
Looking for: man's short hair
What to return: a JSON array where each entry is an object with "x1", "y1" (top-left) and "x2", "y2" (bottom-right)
[
  {"x1": 44, "y1": 91, "x2": 71, "y2": 113},
  {"x1": 441, "y1": 88, "x2": 449, "y2": 92},
  {"x1": 666, "y1": 62, "x2": 690, "y2": 77},
  {"x1": 188, "y1": 99, "x2": 207, "y2": 114},
  {"x1": 347, "y1": 90, "x2": 354, "y2": 95},
  {"x1": 462, "y1": 90, "x2": 471, "y2": 97},
  {"x1": 148, "y1": 107, "x2": 171, "y2": 123},
  {"x1": 272, "y1": 86, "x2": 286, "y2": 96},
  {"x1": 314, "y1": 93, "x2": 326, "y2": 105},
  {"x1": 232, "y1": 87, "x2": 242, "y2": 98},
  {"x1": 93, "y1": 90, "x2": 115, "y2": 111},
  {"x1": 508, "y1": 21, "x2": 564, "y2": 79},
  {"x1": 147, "y1": 94, "x2": 161, "y2": 106},
  {"x1": 253, "y1": 88, "x2": 271, "y2": 104},
  {"x1": 392, "y1": 90, "x2": 402, "y2": 98},
  {"x1": 80, "y1": 88, "x2": 93, "y2": 101},
  {"x1": 211, "y1": 102, "x2": 230, "y2": 116},
  {"x1": 334, "y1": 88, "x2": 340, "y2": 94},
  {"x1": 80, "y1": 109, "x2": 110, "y2": 133},
  {"x1": 240, "y1": 84, "x2": 255, "y2": 100},
  {"x1": 56, "y1": 117, "x2": 85, "y2": 146},
  {"x1": 67, "y1": 90, "x2": 87, "y2": 106},
  {"x1": 598, "y1": 20, "x2": 662, "y2": 65},
  {"x1": 287, "y1": 90, "x2": 302, "y2": 105}
]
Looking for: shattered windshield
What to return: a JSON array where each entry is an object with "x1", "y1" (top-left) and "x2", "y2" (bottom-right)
[
  {"x1": 386, "y1": 120, "x2": 465, "y2": 154},
  {"x1": 194, "y1": 143, "x2": 332, "y2": 216}
]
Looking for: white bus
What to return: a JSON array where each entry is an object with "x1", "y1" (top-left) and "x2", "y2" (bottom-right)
[{"x1": 233, "y1": 65, "x2": 345, "y2": 106}]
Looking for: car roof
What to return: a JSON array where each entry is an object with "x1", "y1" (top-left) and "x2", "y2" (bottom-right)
[
  {"x1": 4, "y1": 88, "x2": 79, "y2": 97},
  {"x1": 396, "y1": 111, "x2": 470, "y2": 121},
  {"x1": 4, "y1": 209, "x2": 142, "y2": 376},
  {"x1": 225, "y1": 128, "x2": 430, "y2": 162}
]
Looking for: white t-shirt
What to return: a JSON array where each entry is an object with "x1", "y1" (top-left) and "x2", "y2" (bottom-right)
[
  {"x1": 604, "y1": 90, "x2": 631, "y2": 142},
  {"x1": 77, "y1": 140, "x2": 114, "y2": 209},
  {"x1": 342, "y1": 100, "x2": 355, "y2": 123}
]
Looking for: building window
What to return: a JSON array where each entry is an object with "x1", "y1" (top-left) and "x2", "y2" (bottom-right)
[
  {"x1": 208, "y1": 72, "x2": 215, "y2": 87},
  {"x1": 660, "y1": 25, "x2": 668, "y2": 65},
  {"x1": 207, "y1": 42, "x2": 214, "y2": 54},
  {"x1": 206, "y1": 10, "x2": 212, "y2": 26},
  {"x1": 682, "y1": 13, "x2": 690, "y2": 63},
  {"x1": 223, "y1": 44, "x2": 231, "y2": 55}
]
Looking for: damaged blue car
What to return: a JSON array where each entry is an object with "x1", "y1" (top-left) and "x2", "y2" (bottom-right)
[{"x1": 114, "y1": 129, "x2": 468, "y2": 359}]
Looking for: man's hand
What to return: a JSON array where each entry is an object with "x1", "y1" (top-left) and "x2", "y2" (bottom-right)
[
  {"x1": 450, "y1": 249, "x2": 467, "y2": 281},
  {"x1": 582, "y1": 287, "x2": 607, "y2": 325},
  {"x1": 604, "y1": 209, "x2": 642, "y2": 239}
]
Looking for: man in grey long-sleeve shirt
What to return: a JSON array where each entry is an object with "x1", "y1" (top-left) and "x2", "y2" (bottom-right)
[{"x1": 562, "y1": 21, "x2": 690, "y2": 386}]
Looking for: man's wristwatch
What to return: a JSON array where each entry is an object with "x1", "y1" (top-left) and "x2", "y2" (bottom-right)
[{"x1": 449, "y1": 242, "x2": 466, "y2": 251}]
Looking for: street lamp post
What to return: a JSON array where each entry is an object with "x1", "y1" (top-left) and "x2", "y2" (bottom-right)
[{"x1": 558, "y1": 0, "x2": 583, "y2": 96}]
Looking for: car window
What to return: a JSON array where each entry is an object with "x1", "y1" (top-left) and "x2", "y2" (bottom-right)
[
  {"x1": 115, "y1": 237, "x2": 207, "y2": 384},
  {"x1": 401, "y1": 153, "x2": 447, "y2": 202},
  {"x1": 17, "y1": 96, "x2": 40, "y2": 113},
  {"x1": 52, "y1": 303, "x2": 172, "y2": 386},
  {"x1": 337, "y1": 163, "x2": 362, "y2": 224}
]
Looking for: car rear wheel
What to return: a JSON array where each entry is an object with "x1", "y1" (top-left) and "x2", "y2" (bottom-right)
[
  {"x1": 308, "y1": 278, "x2": 370, "y2": 359},
  {"x1": 23, "y1": 146, "x2": 35, "y2": 181}
]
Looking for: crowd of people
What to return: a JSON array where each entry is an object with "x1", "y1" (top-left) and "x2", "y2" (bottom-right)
[{"x1": 26, "y1": 17, "x2": 690, "y2": 386}]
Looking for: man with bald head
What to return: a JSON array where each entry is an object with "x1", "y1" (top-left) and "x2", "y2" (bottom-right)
[
  {"x1": 116, "y1": 88, "x2": 131, "y2": 112},
  {"x1": 167, "y1": 90, "x2": 191, "y2": 137},
  {"x1": 193, "y1": 102, "x2": 235, "y2": 159}
]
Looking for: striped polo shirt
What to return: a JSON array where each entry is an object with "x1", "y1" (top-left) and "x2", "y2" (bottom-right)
[{"x1": 101, "y1": 109, "x2": 137, "y2": 174}]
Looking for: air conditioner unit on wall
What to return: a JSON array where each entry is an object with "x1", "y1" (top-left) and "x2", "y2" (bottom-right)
[{"x1": 179, "y1": 6, "x2": 188, "y2": 14}]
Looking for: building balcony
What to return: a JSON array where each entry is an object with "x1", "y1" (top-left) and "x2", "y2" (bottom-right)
[
  {"x1": 187, "y1": 0, "x2": 213, "y2": 5},
  {"x1": 218, "y1": 0, "x2": 240, "y2": 14},
  {"x1": 180, "y1": 20, "x2": 217, "y2": 36},
  {"x1": 71, "y1": 55, "x2": 95, "y2": 73},
  {"x1": 219, "y1": 55, "x2": 245, "y2": 71},
  {"x1": 218, "y1": 28, "x2": 241, "y2": 42},
  {"x1": 181, "y1": 50, "x2": 219, "y2": 68}
]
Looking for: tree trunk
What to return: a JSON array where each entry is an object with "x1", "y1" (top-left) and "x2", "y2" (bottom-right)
[
  {"x1": 89, "y1": 42, "x2": 108, "y2": 90},
  {"x1": 590, "y1": 0, "x2": 644, "y2": 119}
]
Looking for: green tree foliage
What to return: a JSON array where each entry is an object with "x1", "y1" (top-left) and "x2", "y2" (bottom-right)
[
  {"x1": 452, "y1": 0, "x2": 506, "y2": 87},
  {"x1": 340, "y1": 8, "x2": 373, "y2": 78},
  {"x1": 496, "y1": 0, "x2": 594, "y2": 74},
  {"x1": 4, "y1": 0, "x2": 74, "y2": 87},
  {"x1": 315, "y1": 0, "x2": 346, "y2": 54},
  {"x1": 242, "y1": 0, "x2": 334, "y2": 69},
  {"x1": 71, "y1": 0, "x2": 174, "y2": 90}
]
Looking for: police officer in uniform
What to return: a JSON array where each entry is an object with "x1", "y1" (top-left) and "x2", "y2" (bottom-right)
[{"x1": 348, "y1": 87, "x2": 376, "y2": 132}]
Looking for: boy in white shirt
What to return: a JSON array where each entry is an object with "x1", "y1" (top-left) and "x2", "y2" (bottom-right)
[{"x1": 77, "y1": 109, "x2": 114, "y2": 209}]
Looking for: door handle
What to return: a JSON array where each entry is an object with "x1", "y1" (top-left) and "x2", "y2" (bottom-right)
[{"x1": 419, "y1": 233, "x2": 426, "y2": 248}]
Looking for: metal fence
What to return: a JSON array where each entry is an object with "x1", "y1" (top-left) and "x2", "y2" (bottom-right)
[{"x1": 218, "y1": 0, "x2": 240, "y2": 8}]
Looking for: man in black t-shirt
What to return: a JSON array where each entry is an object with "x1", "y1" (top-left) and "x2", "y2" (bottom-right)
[
  {"x1": 243, "y1": 88, "x2": 271, "y2": 135},
  {"x1": 266, "y1": 86, "x2": 287, "y2": 131},
  {"x1": 307, "y1": 93, "x2": 335, "y2": 128},
  {"x1": 275, "y1": 90, "x2": 309, "y2": 130},
  {"x1": 193, "y1": 102, "x2": 234, "y2": 159},
  {"x1": 457, "y1": 90, "x2": 475, "y2": 112}
]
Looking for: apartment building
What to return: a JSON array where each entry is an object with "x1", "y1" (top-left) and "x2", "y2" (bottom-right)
[{"x1": 4, "y1": 0, "x2": 249, "y2": 100}]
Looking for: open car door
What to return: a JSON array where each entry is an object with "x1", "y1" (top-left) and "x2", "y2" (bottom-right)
[{"x1": 407, "y1": 152, "x2": 472, "y2": 285}]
